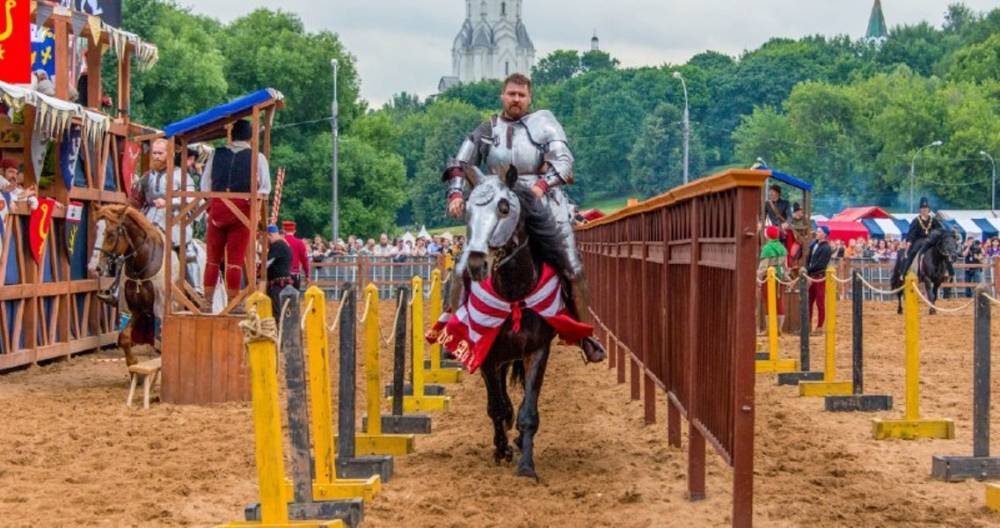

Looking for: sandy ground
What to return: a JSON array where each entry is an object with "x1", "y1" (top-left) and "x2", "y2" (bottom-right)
[{"x1": 1, "y1": 298, "x2": 999, "y2": 527}]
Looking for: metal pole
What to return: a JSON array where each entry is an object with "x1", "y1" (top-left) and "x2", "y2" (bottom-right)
[
  {"x1": 981, "y1": 151, "x2": 996, "y2": 212},
  {"x1": 331, "y1": 59, "x2": 340, "y2": 241}
]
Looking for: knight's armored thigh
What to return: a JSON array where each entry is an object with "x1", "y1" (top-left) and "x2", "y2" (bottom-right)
[{"x1": 544, "y1": 188, "x2": 583, "y2": 279}]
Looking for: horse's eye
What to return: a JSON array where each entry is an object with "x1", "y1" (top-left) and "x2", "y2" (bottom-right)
[{"x1": 497, "y1": 199, "x2": 510, "y2": 217}]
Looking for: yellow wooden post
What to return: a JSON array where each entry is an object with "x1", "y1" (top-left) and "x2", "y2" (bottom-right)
[
  {"x1": 871, "y1": 272, "x2": 954, "y2": 439},
  {"x1": 245, "y1": 293, "x2": 289, "y2": 524},
  {"x1": 987, "y1": 483, "x2": 1000, "y2": 512},
  {"x1": 299, "y1": 286, "x2": 380, "y2": 503},
  {"x1": 767, "y1": 266, "x2": 779, "y2": 361},
  {"x1": 424, "y1": 270, "x2": 462, "y2": 384},
  {"x1": 756, "y1": 267, "x2": 798, "y2": 374},
  {"x1": 824, "y1": 266, "x2": 837, "y2": 383},
  {"x1": 428, "y1": 271, "x2": 442, "y2": 372},
  {"x1": 904, "y1": 272, "x2": 920, "y2": 422},
  {"x1": 799, "y1": 267, "x2": 852, "y2": 396},
  {"x1": 364, "y1": 285, "x2": 382, "y2": 436},
  {"x1": 394, "y1": 277, "x2": 451, "y2": 412}
]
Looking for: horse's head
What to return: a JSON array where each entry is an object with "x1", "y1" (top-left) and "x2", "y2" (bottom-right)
[
  {"x1": 462, "y1": 164, "x2": 523, "y2": 282},
  {"x1": 88, "y1": 205, "x2": 131, "y2": 277},
  {"x1": 931, "y1": 228, "x2": 961, "y2": 261}
]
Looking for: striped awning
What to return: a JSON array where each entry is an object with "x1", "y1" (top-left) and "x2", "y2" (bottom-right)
[
  {"x1": 861, "y1": 219, "x2": 884, "y2": 239},
  {"x1": 973, "y1": 219, "x2": 998, "y2": 240},
  {"x1": 953, "y1": 218, "x2": 982, "y2": 240},
  {"x1": 874, "y1": 218, "x2": 904, "y2": 239}
]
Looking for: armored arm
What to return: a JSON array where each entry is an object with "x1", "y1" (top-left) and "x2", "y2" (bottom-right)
[
  {"x1": 526, "y1": 111, "x2": 574, "y2": 192},
  {"x1": 443, "y1": 119, "x2": 493, "y2": 200}
]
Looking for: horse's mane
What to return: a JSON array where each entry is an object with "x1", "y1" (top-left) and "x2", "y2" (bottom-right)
[
  {"x1": 512, "y1": 185, "x2": 565, "y2": 268},
  {"x1": 926, "y1": 227, "x2": 949, "y2": 246},
  {"x1": 97, "y1": 203, "x2": 163, "y2": 241}
]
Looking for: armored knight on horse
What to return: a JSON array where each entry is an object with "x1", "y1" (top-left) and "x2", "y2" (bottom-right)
[{"x1": 438, "y1": 73, "x2": 605, "y2": 364}]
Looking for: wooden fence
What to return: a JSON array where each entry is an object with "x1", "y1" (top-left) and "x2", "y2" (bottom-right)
[{"x1": 576, "y1": 169, "x2": 767, "y2": 528}]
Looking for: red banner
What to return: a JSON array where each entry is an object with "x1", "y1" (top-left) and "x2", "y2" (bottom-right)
[
  {"x1": 122, "y1": 141, "x2": 141, "y2": 195},
  {"x1": 29, "y1": 197, "x2": 55, "y2": 264},
  {"x1": 0, "y1": 0, "x2": 31, "y2": 84}
]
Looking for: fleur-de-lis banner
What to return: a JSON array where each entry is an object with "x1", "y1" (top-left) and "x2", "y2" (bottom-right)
[{"x1": 0, "y1": 0, "x2": 31, "y2": 83}]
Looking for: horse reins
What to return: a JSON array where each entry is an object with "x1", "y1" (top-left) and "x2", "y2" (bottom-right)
[{"x1": 104, "y1": 209, "x2": 162, "y2": 283}]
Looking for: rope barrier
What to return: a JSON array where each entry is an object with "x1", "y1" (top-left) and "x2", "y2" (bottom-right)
[
  {"x1": 359, "y1": 290, "x2": 374, "y2": 325},
  {"x1": 911, "y1": 284, "x2": 976, "y2": 314},
  {"x1": 299, "y1": 296, "x2": 315, "y2": 331},
  {"x1": 983, "y1": 293, "x2": 1000, "y2": 306},
  {"x1": 275, "y1": 298, "x2": 292, "y2": 350},
  {"x1": 326, "y1": 290, "x2": 350, "y2": 334},
  {"x1": 858, "y1": 276, "x2": 904, "y2": 296},
  {"x1": 383, "y1": 295, "x2": 404, "y2": 347},
  {"x1": 238, "y1": 310, "x2": 278, "y2": 346}
]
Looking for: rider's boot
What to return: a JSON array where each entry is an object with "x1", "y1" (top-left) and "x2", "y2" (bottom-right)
[
  {"x1": 227, "y1": 288, "x2": 245, "y2": 314},
  {"x1": 569, "y1": 273, "x2": 606, "y2": 364}
]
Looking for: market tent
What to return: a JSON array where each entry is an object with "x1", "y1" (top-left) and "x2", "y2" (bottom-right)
[
  {"x1": 861, "y1": 219, "x2": 884, "y2": 239},
  {"x1": 973, "y1": 219, "x2": 998, "y2": 240},
  {"x1": 831, "y1": 206, "x2": 893, "y2": 222},
  {"x1": 811, "y1": 214, "x2": 828, "y2": 222},
  {"x1": 874, "y1": 218, "x2": 904, "y2": 239},
  {"x1": 816, "y1": 220, "x2": 869, "y2": 243},
  {"x1": 892, "y1": 219, "x2": 911, "y2": 238}
]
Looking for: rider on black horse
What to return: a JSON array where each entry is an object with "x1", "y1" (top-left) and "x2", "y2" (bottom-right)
[
  {"x1": 899, "y1": 196, "x2": 950, "y2": 278},
  {"x1": 439, "y1": 72, "x2": 605, "y2": 364}
]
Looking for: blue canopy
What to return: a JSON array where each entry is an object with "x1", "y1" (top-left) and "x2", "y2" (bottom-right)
[
  {"x1": 893, "y1": 219, "x2": 911, "y2": 237},
  {"x1": 861, "y1": 218, "x2": 884, "y2": 239},
  {"x1": 943, "y1": 219, "x2": 964, "y2": 237},
  {"x1": 973, "y1": 218, "x2": 998, "y2": 240},
  {"x1": 767, "y1": 170, "x2": 813, "y2": 193},
  {"x1": 164, "y1": 89, "x2": 284, "y2": 139}
]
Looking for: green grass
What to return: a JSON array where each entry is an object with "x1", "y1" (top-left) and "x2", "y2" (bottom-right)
[{"x1": 580, "y1": 195, "x2": 636, "y2": 215}]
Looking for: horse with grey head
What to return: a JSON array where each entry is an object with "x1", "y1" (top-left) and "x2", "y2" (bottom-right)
[{"x1": 459, "y1": 163, "x2": 577, "y2": 480}]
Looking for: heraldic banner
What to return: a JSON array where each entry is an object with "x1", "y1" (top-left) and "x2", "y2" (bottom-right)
[
  {"x1": 0, "y1": 0, "x2": 31, "y2": 84},
  {"x1": 30, "y1": 198, "x2": 56, "y2": 264}
]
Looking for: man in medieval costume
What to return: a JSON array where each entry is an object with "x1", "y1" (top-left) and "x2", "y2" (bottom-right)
[
  {"x1": 200, "y1": 120, "x2": 271, "y2": 312},
  {"x1": 758, "y1": 225, "x2": 788, "y2": 332},
  {"x1": 128, "y1": 139, "x2": 200, "y2": 291},
  {"x1": 439, "y1": 73, "x2": 605, "y2": 363},
  {"x1": 787, "y1": 202, "x2": 812, "y2": 273}
]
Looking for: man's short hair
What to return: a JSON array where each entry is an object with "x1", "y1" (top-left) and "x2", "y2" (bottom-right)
[
  {"x1": 232, "y1": 120, "x2": 253, "y2": 141},
  {"x1": 502, "y1": 73, "x2": 532, "y2": 93},
  {"x1": 769, "y1": 184, "x2": 782, "y2": 195}
]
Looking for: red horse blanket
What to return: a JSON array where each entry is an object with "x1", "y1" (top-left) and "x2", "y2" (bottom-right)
[{"x1": 428, "y1": 263, "x2": 593, "y2": 373}]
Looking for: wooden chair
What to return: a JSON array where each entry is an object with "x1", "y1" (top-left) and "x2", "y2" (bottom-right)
[{"x1": 127, "y1": 358, "x2": 162, "y2": 410}]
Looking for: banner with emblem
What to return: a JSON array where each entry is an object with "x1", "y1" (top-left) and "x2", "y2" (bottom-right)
[
  {"x1": 121, "y1": 140, "x2": 140, "y2": 195},
  {"x1": 65, "y1": 200, "x2": 83, "y2": 255},
  {"x1": 0, "y1": 0, "x2": 31, "y2": 84},
  {"x1": 29, "y1": 197, "x2": 56, "y2": 264},
  {"x1": 59, "y1": 125, "x2": 82, "y2": 189}
]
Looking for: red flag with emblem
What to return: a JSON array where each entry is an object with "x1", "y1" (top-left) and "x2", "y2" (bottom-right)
[
  {"x1": 0, "y1": 0, "x2": 31, "y2": 84},
  {"x1": 29, "y1": 197, "x2": 55, "y2": 264}
]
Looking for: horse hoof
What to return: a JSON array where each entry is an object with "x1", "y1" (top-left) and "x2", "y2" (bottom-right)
[
  {"x1": 493, "y1": 446, "x2": 513, "y2": 465},
  {"x1": 514, "y1": 465, "x2": 538, "y2": 481}
]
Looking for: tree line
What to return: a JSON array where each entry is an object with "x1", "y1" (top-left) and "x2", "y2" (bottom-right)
[{"x1": 121, "y1": 1, "x2": 1000, "y2": 237}]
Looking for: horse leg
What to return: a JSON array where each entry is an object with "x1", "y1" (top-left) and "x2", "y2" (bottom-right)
[
  {"x1": 514, "y1": 345, "x2": 550, "y2": 480},
  {"x1": 897, "y1": 292, "x2": 903, "y2": 315},
  {"x1": 481, "y1": 362, "x2": 513, "y2": 465},
  {"x1": 929, "y1": 282, "x2": 939, "y2": 315},
  {"x1": 119, "y1": 317, "x2": 137, "y2": 366}
]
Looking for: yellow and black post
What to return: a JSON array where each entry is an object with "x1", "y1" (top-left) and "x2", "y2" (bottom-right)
[
  {"x1": 799, "y1": 267, "x2": 853, "y2": 397},
  {"x1": 756, "y1": 266, "x2": 798, "y2": 374},
  {"x1": 424, "y1": 269, "x2": 463, "y2": 383}
]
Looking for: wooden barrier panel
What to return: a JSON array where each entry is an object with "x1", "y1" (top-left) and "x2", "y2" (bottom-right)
[{"x1": 577, "y1": 169, "x2": 766, "y2": 528}]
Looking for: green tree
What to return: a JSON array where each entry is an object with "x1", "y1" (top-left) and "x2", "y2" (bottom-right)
[
  {"x1": 628, "y1": 103, "x2": 705, "y2": 196},
  {"x1": 948, "y1": 33, "x2": 1000, "y2": 83},
  {"x1": 439, "y1": 79, "x2": 503, "y2": 110},
  {"x1": 531, "y1": 50, "x2": 581, "y2": 85},
  {"x1": 580, "y1": 50, "x2": 619, "y2": 72}
]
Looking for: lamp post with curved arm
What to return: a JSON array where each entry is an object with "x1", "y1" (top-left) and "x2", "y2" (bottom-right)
[
  {"x1": 909, "y1": 140, "x2": 943, "y2": 213},
  {"x1": 673, "y1": 71, "x2": 690, "y2": 184},
  {"x1": 981, "y1": 150, "x2": 996, "y2": 212}
]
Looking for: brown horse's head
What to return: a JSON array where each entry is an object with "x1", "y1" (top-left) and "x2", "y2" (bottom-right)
[{"x1": 88, "y1": 204, "x2": 160, "y2": 277}]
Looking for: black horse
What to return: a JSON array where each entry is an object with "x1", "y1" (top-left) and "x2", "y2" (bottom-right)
[
  {"x1": 890, "y1": 228, "x2": 960, "y2": 315},
  {"x1": 461, "y1": 165, "x2": 566, "y2": 480}
]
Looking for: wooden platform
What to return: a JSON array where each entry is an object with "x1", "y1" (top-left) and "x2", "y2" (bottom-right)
[{"x1": 161, "y1": 314, "x2": 250, "y2": 404}]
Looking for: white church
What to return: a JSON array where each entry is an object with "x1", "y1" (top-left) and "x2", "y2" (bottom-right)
[{"x1": 439, "y1": 0, "x2": 536, "y2": 92}]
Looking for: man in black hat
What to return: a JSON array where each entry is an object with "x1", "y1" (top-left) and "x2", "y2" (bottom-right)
[
  {"x1": 764, "y1": 185, "x2": 791, "y2": 236},
  {"x1": 900, "y1": 196, "x2": 945, "y2": 275}
]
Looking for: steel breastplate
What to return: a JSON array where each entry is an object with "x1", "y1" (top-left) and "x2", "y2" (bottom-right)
[{"x1": 484, "y1": 119, "x2": 543, "y2": 178}]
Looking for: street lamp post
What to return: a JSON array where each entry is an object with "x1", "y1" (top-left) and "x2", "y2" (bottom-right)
[
  {"x1": 909, "y1": 140, "x2": 943, "y2": 213},
  {"x1": 982, "y1": 150, "x2": 997, "y2": 212},
  {"x1": 331, "y1": 59, "x2": 340, "y2": 242},
  {"x1": 673, "y1": 71, "x2": 690, "y2": 184}
]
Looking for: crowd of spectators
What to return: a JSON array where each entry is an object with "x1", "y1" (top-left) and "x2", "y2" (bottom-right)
[{"x1": 305, "y1": 231, "x2": 465, "y2": 263}]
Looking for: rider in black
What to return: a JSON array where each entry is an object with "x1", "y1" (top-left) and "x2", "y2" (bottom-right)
[{"x1": 900, "y1": 196, "x2": 945, "y2": 275}]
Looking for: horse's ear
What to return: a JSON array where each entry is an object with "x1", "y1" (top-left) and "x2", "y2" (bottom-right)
[{"x1": 505, "y1": 165, "x2": 518, "y2": 189}]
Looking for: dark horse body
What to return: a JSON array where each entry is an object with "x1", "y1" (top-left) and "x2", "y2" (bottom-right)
[
  {"x1": 462, "y1": 166, "x2": 562, "y2": 479},
  {"x1": 890, "y1": 228, "x2": 960, "y2": 315}
]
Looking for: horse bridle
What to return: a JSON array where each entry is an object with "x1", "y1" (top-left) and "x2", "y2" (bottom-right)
[{"x1": 101, "y1": 209, "x2": 157, "y2": 281}]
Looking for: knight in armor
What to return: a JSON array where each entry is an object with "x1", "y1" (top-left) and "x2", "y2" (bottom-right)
[
  {"x1": 200, "y1": 120, "x2": 272, "y2": 312},
  {"x1": 128, "y1": 139, "x2": 199, "y2": 289},
  {"x1": 442, "y1": 73, "x2": 605, "y2": 363},
  {"x1": 899, "y1": 196, "x2": 945, "y2": 275}
]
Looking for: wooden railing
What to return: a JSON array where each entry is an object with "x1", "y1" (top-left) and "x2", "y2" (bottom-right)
[{"x1": 576, "y1": 169, "x2": 768, "y2": 528}]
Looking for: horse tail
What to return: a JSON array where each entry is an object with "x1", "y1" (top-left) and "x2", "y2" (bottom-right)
[{"x1": 509, "y1": 360, "x2": 526, "y2": 389}]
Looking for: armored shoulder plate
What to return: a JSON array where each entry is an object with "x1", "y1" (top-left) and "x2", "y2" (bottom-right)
[{"x1": 522, "y1": 110, "x2": 569, "y2": 147}]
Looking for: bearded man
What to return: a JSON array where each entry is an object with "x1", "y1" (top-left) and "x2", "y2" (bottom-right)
[{"x1": 440, "y1": 73, "x2": 605, "y2": 363}]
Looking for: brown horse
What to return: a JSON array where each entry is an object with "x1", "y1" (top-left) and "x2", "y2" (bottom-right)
[{"x1": 88, "y1": 204, "x2": 174, "y2": 366}]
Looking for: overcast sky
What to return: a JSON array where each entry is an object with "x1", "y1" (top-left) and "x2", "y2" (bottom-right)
[{"x1": 184, "y1": 1, "x2": 997, "y2": 106}]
